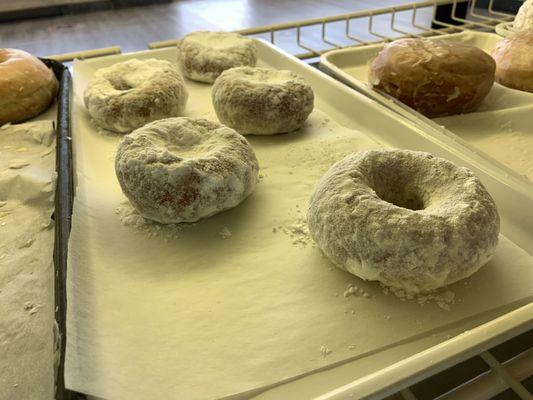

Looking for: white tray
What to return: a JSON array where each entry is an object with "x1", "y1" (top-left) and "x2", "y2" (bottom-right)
[
  {"x1": 68, "y1": 40, "x2": 533, "y2": 400},
  {"x1": 320, "y1": 31, "x2": 533, "y2": 192}
]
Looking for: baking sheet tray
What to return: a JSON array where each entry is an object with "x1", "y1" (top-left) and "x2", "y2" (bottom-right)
[
  {"x1": 67, "y1": 41, "x2": 533, "y2": 400},
  {"x1": 319, "y1": 31, "x2": 533, "y2": 186}
]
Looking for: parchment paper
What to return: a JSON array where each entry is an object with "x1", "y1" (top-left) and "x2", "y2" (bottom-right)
[
  {"x1": 66, "y1": 49, "x2": 533, "y2": 400},
  {"x1": 0, "y1": 121, "x2": 56, "y2": 400}
]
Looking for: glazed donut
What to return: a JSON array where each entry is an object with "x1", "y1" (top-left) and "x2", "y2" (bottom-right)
[
  {"x1": 368, "y1": 39, "x2": 495, "y2": 117},
  {"x1": 514, "y1": 0, "x2": 533, "y2": 31},
  {"x1": 178, "y1": 31, "x2": 257, "y2": 83},
  {"x1": 0, "y1": 48, "x2": 58, "y2": 125},
  {"x1": 115, "y1": 117, "x2": 259, "y2": 223},
  {"x1": 212, "y1": 67, "x2": 314, "y2": 135},
  {"x1": 491, "y1": 31, "x2": 533, "y2": 92},
  {"x1": 308, "y1": 149, "x2": 500, "y2": 293},
  {"x1": 84, "y1": 59, "x2": 188, "y2": 133}
]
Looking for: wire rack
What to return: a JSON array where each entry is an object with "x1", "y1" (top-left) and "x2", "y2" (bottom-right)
[{"x1": 146, "y1": 0, "x2": 516, "y2": 60}]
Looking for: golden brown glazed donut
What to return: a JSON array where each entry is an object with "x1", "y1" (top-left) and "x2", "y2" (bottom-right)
[
  {"x1": 0, "y1": 49, "x2": 58, "y2": 125},
  {"x1": 491, "y1": 31, "x2": 533, "y2": 92},
  {"x1": 368, "y1": 39, "x2": 495, "y2": 117}
]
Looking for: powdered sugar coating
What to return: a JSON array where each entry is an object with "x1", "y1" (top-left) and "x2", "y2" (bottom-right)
[
  {"x1": 178, "y1": 31, "x2": 257, "y2": 83},
  {"x1": 514, "y1": 0, "x2": 533, "y2": 31},
  {"x1": 212, "y1": 66, "x2": 314, "y2": 135},
  {"x1": 115, "y1": 117, "x2": 259, "y2": 223},
  {"x1": 84, "y1": 59, "x2": 188, "y2": 133},
  {"x1": 308, "y1": 149, "x2": 500, "y2": 293}
]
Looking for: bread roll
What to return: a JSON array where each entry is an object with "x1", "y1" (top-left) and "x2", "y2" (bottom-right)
[
  {"x1": 368, "y1": 39, "x2": 495, "y2": 117},
  {"x1": 491, "y1": 31, "x2": 533, "y2": 92},
  {"x1": 0, "y1": 49, "x2": 58, "y2": 125}
]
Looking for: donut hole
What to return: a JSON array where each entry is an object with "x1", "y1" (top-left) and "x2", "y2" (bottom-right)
[
  {"x1": 370, "y1": 170, "x2": 426, "y2": 211},
  {"x1": 375, "y1": 187, "x2": 425, "y2": 211},
  {"x1": 110, "y1": 78, "x2": 134, "y2": 91}
]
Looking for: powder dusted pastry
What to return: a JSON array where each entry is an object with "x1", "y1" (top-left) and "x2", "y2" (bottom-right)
[
  {"x1": 178, "y1": 31, "x2": 257, "y2": 83},
  {"x1": 212, "y1": 66, "x2": 314, "y2": 135},
  {"x1": 514, "y1": 0, "x2": 533, "y2": 31},
  {"x1": 115, "y1": 117, "x2": 259, "y2": 223},
  {"x1": 84, "y1": 58, "x2": 188, "y2": 133},
  {"x1": 368, "y1": 39, "x2": 495, "y2": 117},
  {"x1": 0, "y1": 48, "x2": 58, "y2": 125},
  {"x1": 307, "y1": 149, "x2": 500, "y2": 293},
  {"x1": 491, "y1": 30, "x2": 533, "y2": 92}
]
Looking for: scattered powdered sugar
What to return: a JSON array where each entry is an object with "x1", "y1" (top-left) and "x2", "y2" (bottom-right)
[
  {"x1": 218, "y1": 227, "x2": 232, "y2": 239},
  {"x1": 116, "y1": 200, "x2": 194, "y2": 240},
  {"x1": 381, "y1": 284, "x2": 457, "y2": 310},
  {"x1": 342, "y1": 283, "x2": 372, "y2": 299},
  {"x1": 272, "y1": 205, "x2": 314, "y2": 247},
  {"x1": 320, "y1": 345, "x2": 332, "y2": 357}
]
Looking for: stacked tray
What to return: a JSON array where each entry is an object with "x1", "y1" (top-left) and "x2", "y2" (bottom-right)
[
  {"x1": 320, "y1": 31, "x2": 533, "y2": 190},
  {"x1": 65, "y1": 40, "x2": 533, "y2": 400}
]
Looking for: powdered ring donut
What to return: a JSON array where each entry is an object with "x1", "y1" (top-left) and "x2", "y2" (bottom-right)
[
  {"x1": 115, "y1": 117, "x2": 259, "y2": 223},
  {"x1": 212, "y1": 66, "x2": 314, "y2": 135},
  {"x1": 308, "y1": 149, "x2": 500, "y2": 293},
  {"x1": 178, "y1": 31, "x2": 257, "y2": 83},
  {"x1": 84, "y1": 59, "x2": 188, "y2": 133}
]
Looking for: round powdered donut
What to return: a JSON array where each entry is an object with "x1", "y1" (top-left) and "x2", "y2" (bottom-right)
[
  {"x1": 178, "y1": 31, "x2": 257, "y2": 83},
  {"x1": 307, "y1": 149, "x2": 500, "y2": 294},
  {"x1": 115, "y1": 117, "x2": 259, "y2": 223},
  {"x1": 0, "y1": 48, "x2": 58, "y2": 125},
  {"x1": 84, "y1": 58, "x2": 188, "y2": 133},
  {"x1": 212, "y1": 66, "x2": 314, "y2": 135},
  {"x1": 514, "y1": 0, "x2": 533, "y2": 31},
  {"x1": 491, "y1": 31, "x2": 533, "y2": 92},
  {"x1": 368, "y1": 39, "x2": 495, "y2": 117}
]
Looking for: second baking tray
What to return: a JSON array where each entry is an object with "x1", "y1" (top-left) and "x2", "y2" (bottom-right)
[
  {"x1": 67, "y1": 40, "x2": 533, "y2": 400},
  {"x1": 320, "y1": 30, "x2": 533, "y2": 189}
]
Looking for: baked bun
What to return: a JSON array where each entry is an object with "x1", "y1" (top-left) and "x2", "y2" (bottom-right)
[
  {"x1": 491, "y1": 31, "x2": 533, "y2": 92},
  {"x1": 369, "y1": 39, "x2": 495, "y2": 117},
  {"x1": 514, "y1": 0, "x2": 533, "y2": 31},
  {"x1": 0, "y1": 48, "x2": 58, "y2": 125}
]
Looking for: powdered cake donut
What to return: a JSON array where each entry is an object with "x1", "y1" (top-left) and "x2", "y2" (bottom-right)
[
  {"x1": 115, "y1": 117, "x2": 259, "y2": 223},
  {"x1": 212, "y1": 66, "x2": 314, "y2": 135},
  {"x1": 369, "y1": 39, "x2": 495, "y2": 117},
  {"x1": 514, "y1": 0, "x2": 533, "y2": 31},
  {"x1": 308, "y1": 149, "x2": 500, "y2": 293},
  {"x1": 178, "y1": 31, "x2": 257, "y2": 83},
  {"x1": 84, "y1": 58, "x2": 188, "y2": 133}
]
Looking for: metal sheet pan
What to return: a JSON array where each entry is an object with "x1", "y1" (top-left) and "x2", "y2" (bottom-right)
[{"x1": 67, "y1": 41, "x2": 532, "y2": 400}]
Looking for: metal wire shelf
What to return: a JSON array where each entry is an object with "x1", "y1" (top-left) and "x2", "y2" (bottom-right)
[{"x1": 147, "y1": 0, "x2": 516, "y2": 60}]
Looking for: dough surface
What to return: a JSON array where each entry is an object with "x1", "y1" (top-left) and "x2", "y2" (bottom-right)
[{"x1": 307, "y1": 149, "x2": 500, "y2": 293}]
